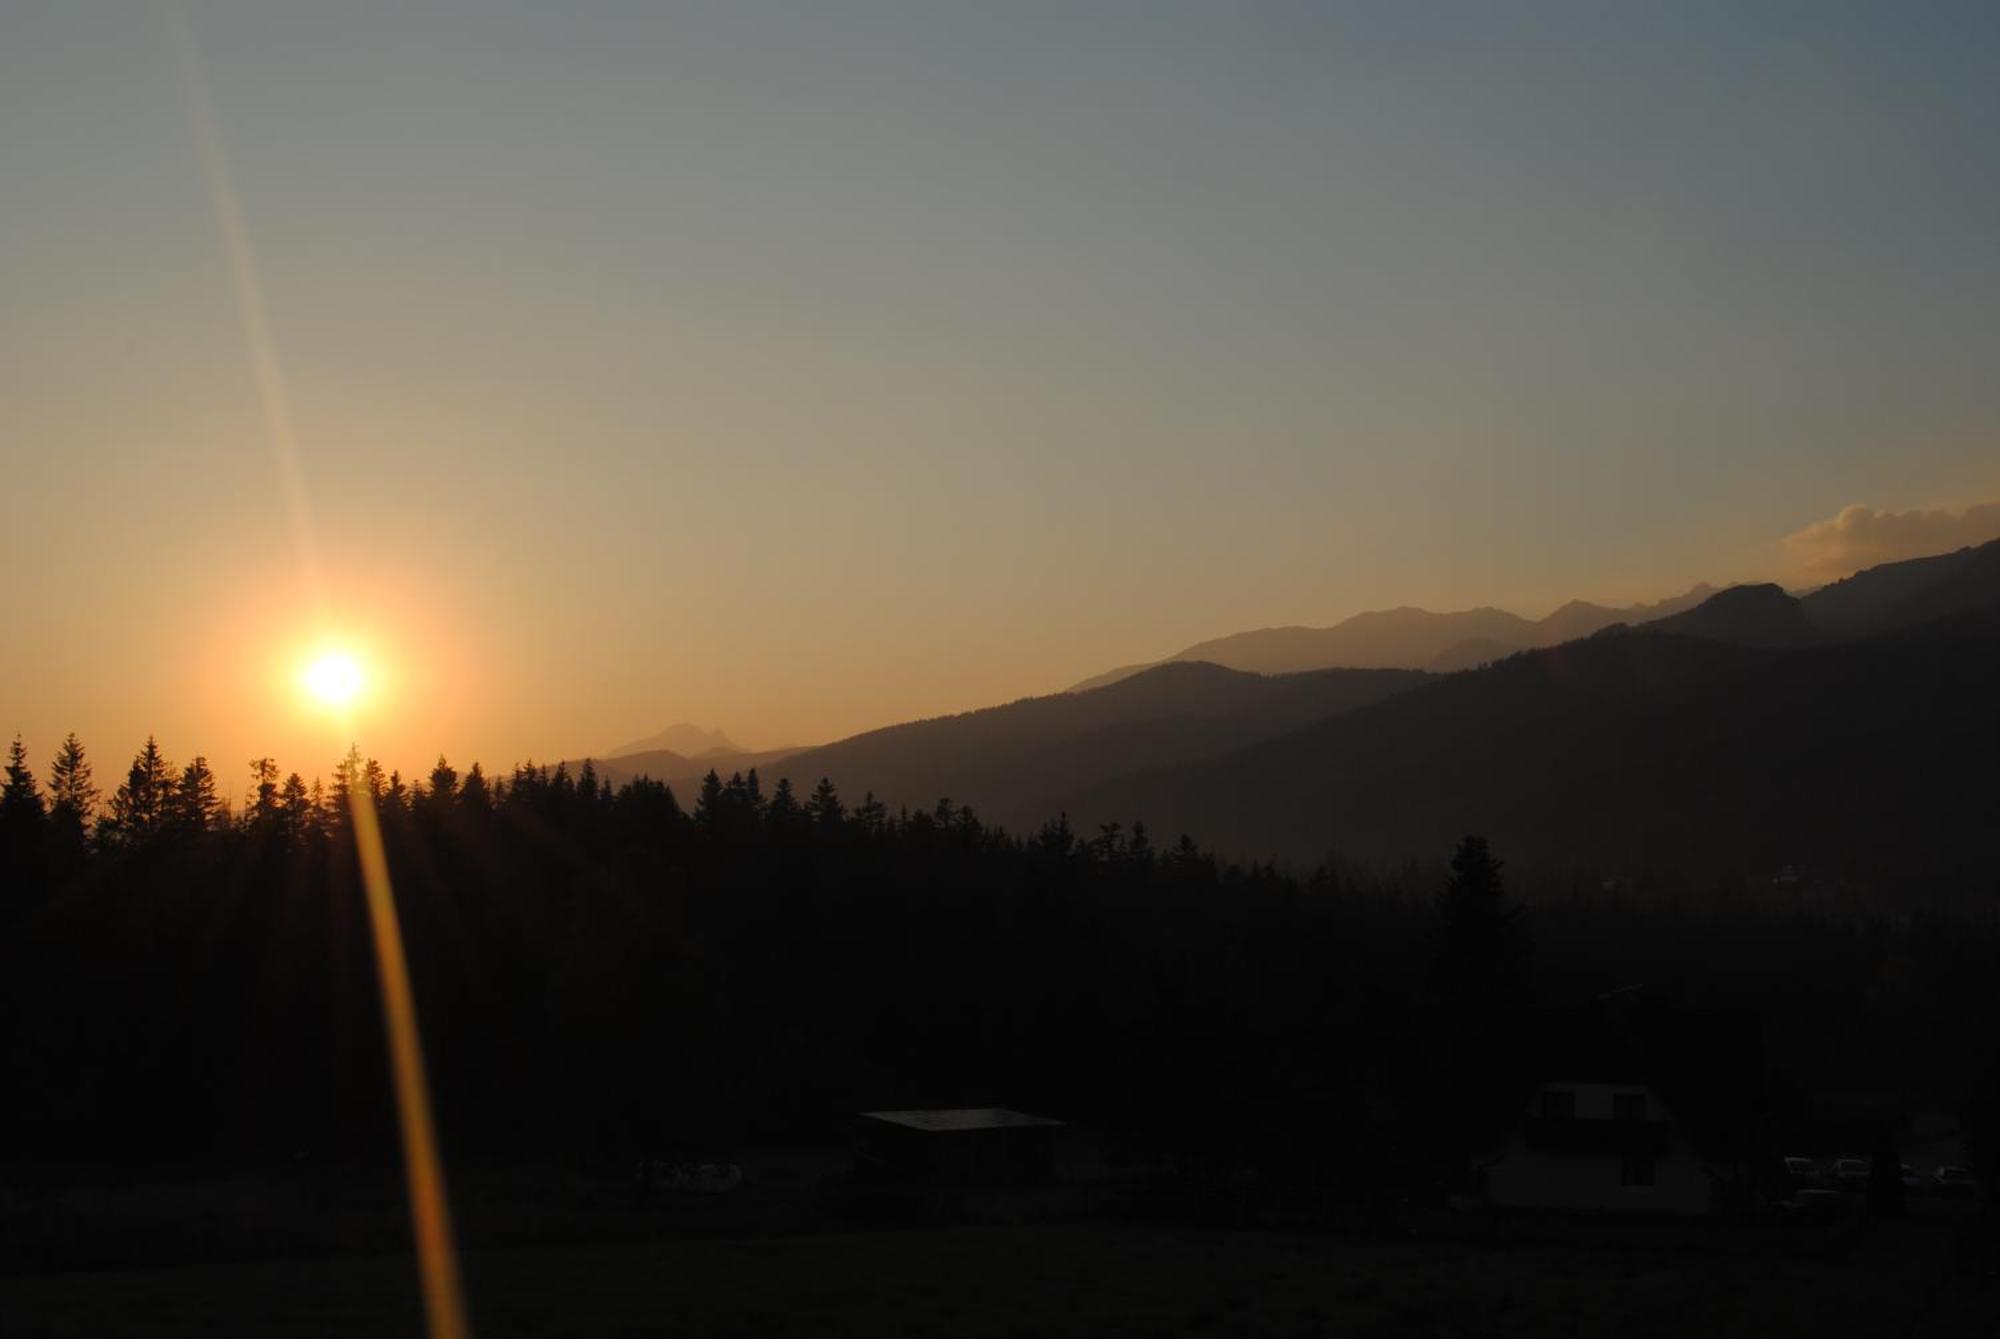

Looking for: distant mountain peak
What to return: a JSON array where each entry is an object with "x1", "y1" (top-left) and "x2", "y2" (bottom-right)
[
  {"x1": 1644, "y1": 583, "x2": 1819, "y2": 647},
  {"x1": 1067, "y1": 582, "x2": 1727, "y2": 690},
  {"x1": 608, "y1": 722, "x2": 740, "y2": 760}
]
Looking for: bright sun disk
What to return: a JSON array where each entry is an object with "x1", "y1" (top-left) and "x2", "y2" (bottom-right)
[{"x1": 303, "y1": 651, "x2": 366, "y2": 708}]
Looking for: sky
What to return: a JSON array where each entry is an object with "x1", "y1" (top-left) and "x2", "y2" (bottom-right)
[{"x1": 5, "y1": 1, "x2": 2000, "y2": 787}]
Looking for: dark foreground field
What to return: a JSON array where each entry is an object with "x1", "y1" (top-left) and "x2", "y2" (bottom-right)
[{"x1": 5, "y1": 1192, "x2": 1996, "y2": 1337}]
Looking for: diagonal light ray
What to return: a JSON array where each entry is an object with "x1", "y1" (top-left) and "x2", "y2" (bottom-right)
[
  {"x1": 160, "y1": 6, "x2": 469, "y2": 1335},
  {"x1": 161, "y1": 0, "x2": 324, "y2": 610}
]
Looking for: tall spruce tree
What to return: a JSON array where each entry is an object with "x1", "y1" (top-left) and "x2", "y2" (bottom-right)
[
  {"x1": 1428, "y1": 835, "x2": 1531, "y2": 1178},
  {"x1": 106, "y1": 737, "x2": 174, "y2": 845},
  {"x1": 458, "y1": 762, "x2": 491, "y2": 814},
  {"x1": 2, "y1": 735, "x2": 44, "y2": 821},
  {"x1": 170, "y1": 757, "x2": 222, "y2": 833},
  {"x1": 427, "y1": 755, "x2": 458, "y2": 805},
  {"x1": 247, "y1": 757, "x2": 281, "y2": 826},
  {"x1": 45, "y1": 733, "x2": 97, "y2": 860},
  {"x1": 1430, "y1": 835, "x2": 1528, "y2": 1014},
  {"x1": 2, "y1": 736, "x2": 48, "y2": 876}
]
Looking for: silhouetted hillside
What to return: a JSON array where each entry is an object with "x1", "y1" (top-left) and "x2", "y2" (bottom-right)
[
  {"x1": 1602, "y1": 538, "x2": 2000, "y2": 649},
  {"x1": 1426, "y1": 638, "x2": 1518, "y2": 672},
  {"x1": 764, "y1": 661, "x2": 1427, "y2": 830},
  {"x1": 1534, "y1": 587, "x2": 1718, "y2": 645},
  {"x1": 1058, "y1": 609, "x2": 2000, "y2": 878},
  {"x1": 1801, "y1": 537, "x2": 2000, "y2": 636},
  {"x1": 1640, "y1": 583, "x2": 1821, "y2": 646}
]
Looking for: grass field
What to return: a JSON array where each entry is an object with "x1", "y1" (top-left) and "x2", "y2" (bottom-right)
[{"x1": 6, "y1": 1200, "x2": 1997, "y2": 1337}]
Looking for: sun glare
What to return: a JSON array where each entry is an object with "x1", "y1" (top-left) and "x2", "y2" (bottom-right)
[{"x1": 303, "y1": 651, "x2": 366, "y2": 709}]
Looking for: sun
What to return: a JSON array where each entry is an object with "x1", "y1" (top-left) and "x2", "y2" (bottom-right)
[{"x1": 302, "y1": 650, "x2": 367, "y2": 709}]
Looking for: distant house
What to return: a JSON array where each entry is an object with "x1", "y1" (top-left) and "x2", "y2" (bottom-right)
[
  {"x1": 1477, "y1": 999, "x2": 1766, "y2": 1214},
  {"x1": 855, "y1": 1108, "x2": 1065, "y2": 1187}
]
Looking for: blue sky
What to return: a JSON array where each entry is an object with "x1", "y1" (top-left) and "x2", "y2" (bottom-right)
[{"x1": 4, "y1": 2, "x2": 1999, "y2": 772}]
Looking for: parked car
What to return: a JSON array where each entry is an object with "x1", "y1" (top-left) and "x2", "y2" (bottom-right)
[
  {"x1": 1783, "y1": 1156, "x2": 1828, "y2": 1192},
  {"x1": 1831, "y1": 1157, "x2": 1869, "y2": 1193},
  {"x1": 1930, "y1": 1166, "x2": 1980, "y2": 1199}
]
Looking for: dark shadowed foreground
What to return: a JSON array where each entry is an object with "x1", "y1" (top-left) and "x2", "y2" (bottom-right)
[
  {"x1": 6, "y1": 1210, "x2": 1998, "y2": 1338},
  {"x1": 5, "y1": 632, "x2": 2000, "y2": 1334}
]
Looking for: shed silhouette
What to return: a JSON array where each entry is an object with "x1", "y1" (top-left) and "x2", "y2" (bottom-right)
[{"x1": 855, "y1": 1108, "x2": 1064, "y2": 1186}]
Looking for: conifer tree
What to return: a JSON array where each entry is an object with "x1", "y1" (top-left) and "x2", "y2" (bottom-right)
[
  {"x1": 330, "y1": 746, "x2": 363, "y2": 815},
  {"x1": 170, "y1": 756, "x2": 222, "y2": 833},
  {"x1": 694, "y1": 769, "x2": 725, "y2": 832},
  {"x1": 2, "y1": 735, "x2": 44, "y2": 821},
  {"x1": 1430, "y1": 835, "x2": 1528, "y2": 1013},
  {"x1": 427, "y1": 755, "x2": 458, "y2": 804},
  {"x1": 1427, "y1": 835, "x2": 1531, "y2": 1178},
  {"x1": 47, "y1": 733, "x2": 96, "y2": 821},
  {"x1": 1, "y1": 736, "x2": 48, "y2": 872},
  {"x1": 45, "y1": 733, "x2": 97, "y2": 859},
  {"x1": 106, "y1": 737, "x2": 174, "y2": 845},
  {"x1": 806, "y1": 776, "x2": 844, "y2": 828},
  {"x1": 767, "y1": 775, "x2": 801, "y2": 834},
  {"x1": 458, "y1": 762, "x2": 491, "y2": 814},
  {"x1": 279, "y1": 773, "x2": 312, "y2": 836},
  {"x1": 247, "y1": 757, "x2": 281, "y2": 825}
]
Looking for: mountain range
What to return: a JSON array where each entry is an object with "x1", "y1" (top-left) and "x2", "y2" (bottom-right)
[
  {"x1": 607, "y1": 722, "x2": 743, "y2": 759},
  {"x1": 1068, "y1": 585, "x2": 1720, "y2": 688},
  {"x1": 588, "y1": 538, "x2": 2000, "y2": 879}
]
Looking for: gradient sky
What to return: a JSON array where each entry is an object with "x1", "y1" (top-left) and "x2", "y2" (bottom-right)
[{"x1": 5, "y1": 1, "x2": 2000, "y2": 787}]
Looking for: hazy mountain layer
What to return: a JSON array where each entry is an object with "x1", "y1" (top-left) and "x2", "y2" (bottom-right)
[
  {"x1": 607, "y1": 722, "x2": 741, "y2": 759},
  {"x1": 1069, "y1": 586, "x2": 1717, "y2": 689}
]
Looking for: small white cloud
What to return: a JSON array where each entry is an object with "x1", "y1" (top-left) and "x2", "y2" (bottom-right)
[{"x1": 1784, "y1": 501, "x2": 2000, "y2": 582}]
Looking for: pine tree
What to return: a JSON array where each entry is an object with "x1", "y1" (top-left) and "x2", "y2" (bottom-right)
[
  {"x1": 46, "y1": 739, "x2": 96, "y2": 835},
  {"x1": 330, "y1": 745, "x2": 363, "y2": 816},
  {"x1": 106, "y1": 737, "x2": 174, "y2": 845},
  {"x1": 1430, "y1": 835, "x2": 1528, "y2": 1012},
  {"x1": 458, "y1": 762, "x2": 491, "y2": 815},
  {"x1": 170, "y1": 756, "x2": 222, "y2": 833},
  {"x1": 45, "y1": 733, "x2": 97, "y2": 860},
  {"x1": 279, "y1": 773, "x2": 312, "y2": 837},
  {"x1": 427, "y1": 755, "x2": 458, "y2": 804},
  {"x1": 767, "y1": 775, "x2": 801, "y2": 834},
  {"x1": 1428, "y1": 835, "x2": 1531, "y2": 1180},
  {"x1": 1, "y1": 736, "x2": 48, "y2": 871},
  {"x1": 853, "y1": 791, "x2": 887, "y2": 836},
  {"x1": 694, "y1": 769, "x2": 725, "y2": 832},
  {"x1": 2, "y1": 735, "x2": 44, "y2": 821},
  {"x1": 247, "y1": 757, "x2": 281, "y2": 826},
  {"x1": 805, "y1": 777, "x2": 844, "y2": 828}
]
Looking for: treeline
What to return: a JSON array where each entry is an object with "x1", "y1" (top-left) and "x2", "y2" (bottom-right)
[{"x1": 2, "y1": 732, "x2": 1997, "y2": 1184}]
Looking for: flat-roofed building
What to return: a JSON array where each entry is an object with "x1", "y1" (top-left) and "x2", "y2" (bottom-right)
[{"x1": 856, "y1": 1107, "x2": 1065, "y2": 1186}]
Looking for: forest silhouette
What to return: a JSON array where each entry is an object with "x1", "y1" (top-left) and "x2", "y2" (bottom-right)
[{"x1": 4, "y1": 734, "x2": 1997, "y2": 1199}]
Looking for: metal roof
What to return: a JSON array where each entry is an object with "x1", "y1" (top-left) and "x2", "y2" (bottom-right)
[{"x1": 859, "y1": 1107, "x2": 1064, "y2": 1133}]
